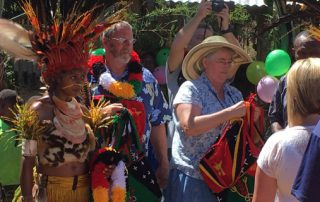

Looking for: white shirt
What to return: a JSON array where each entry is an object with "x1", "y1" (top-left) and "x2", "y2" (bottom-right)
[{"x1": 257, "y1": 125, "x2": 315, "y2": 202}]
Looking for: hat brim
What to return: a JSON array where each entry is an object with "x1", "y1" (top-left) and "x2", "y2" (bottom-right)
[{"x1": 182, "y1": 39, "x2": 252, "y2": 81}]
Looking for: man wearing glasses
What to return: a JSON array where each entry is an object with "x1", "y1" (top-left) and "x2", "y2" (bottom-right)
[{"x1": 94, "y1": 21, "x2": 171, "y2": 191}]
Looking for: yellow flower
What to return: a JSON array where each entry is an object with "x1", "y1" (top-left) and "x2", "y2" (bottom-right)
[
  {"x1": 1, "y1": 103, "x2": 45, "y2": 140},
  {"x1": 109, "y1": 81, "x2": 135, "y2": 99},
  {"x1": 85, "y1": 98, "x2": 112, "y2": 133}
]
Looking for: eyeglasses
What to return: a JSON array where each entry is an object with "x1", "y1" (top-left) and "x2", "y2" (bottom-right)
[
  {"x1": 213, "y1": 59, "x2": 233, "y2": 65},
  {"x1": 111, "y1": 37, "x2": 136, "y2": 44}
]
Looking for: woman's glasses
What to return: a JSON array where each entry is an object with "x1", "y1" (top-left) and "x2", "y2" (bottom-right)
[{"x1": 213, "y1": 59, "x2": 233, "y2": 65}]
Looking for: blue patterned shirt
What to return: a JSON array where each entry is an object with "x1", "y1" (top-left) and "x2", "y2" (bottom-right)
[
  {"x1": 171, "y1": 73, "x2": 243, "y2": 179},
  {"x1": 92, "y1": 66, "x2": 172, "y2": 154}
]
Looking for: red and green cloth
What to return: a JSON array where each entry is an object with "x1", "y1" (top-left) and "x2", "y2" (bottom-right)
[{"x1": 199, "y1": 95, "x2": 265, "y2": 201}]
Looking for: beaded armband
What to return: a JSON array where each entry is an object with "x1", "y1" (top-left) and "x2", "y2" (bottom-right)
[{"x1": 22, "y1": 139, "x2": 38, "y2": 157}]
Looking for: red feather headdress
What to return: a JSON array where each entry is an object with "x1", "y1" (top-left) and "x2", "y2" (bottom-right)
[{"x1": 0, "y1": 0, "x2": 127, "y2": 84}]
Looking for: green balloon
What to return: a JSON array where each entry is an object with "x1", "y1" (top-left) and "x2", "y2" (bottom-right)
[
  {"x1": 265, "y1": 49, "x2": 291, "y2": 76},
  {"x1": 92, "y1": 48, "x2": 105, "y2": 56},
  {"x1": 156, "y1": 48, "x2": 170, "y2": 66},
  {"x1": 246, "y1": 61, "x2": 266, "y2": 85}
]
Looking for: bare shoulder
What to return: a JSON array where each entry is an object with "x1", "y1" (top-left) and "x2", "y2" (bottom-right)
[{"x1": 30, "y1": 96, "x2": 54, "y2": 120}]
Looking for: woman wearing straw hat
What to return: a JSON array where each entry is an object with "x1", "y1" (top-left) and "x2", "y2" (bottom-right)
[{"x1": 164, "y1": 35, "x2": 251, "y2": 202}]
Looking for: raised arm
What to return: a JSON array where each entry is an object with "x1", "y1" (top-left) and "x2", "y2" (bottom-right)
[
  {"x1": 216, "y1": 4, "x2": 240, "y2": 47},
  {"x1": 167, "y1": 0, "x2": 212, "y2": 73}
]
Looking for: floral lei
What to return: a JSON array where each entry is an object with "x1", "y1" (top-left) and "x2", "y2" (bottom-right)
[
  {"x1": 91, "y1": 147, "x2": 126, "y2": 202},
  {"x1": 99, "y1": 51, "x2": 142, "y2": 100},
  {"x1": 91, "y1": 51, "x2": 146, "y2": 202},
  {"x1": 97, "y1": 51, "x2": 146, "y2": 141}
]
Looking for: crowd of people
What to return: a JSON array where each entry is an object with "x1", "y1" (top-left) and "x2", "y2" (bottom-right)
[{"x1": 1, "y1": 0, "x2": 320, "y2": 202}]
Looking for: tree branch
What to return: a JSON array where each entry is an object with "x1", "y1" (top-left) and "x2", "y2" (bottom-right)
[{"x1": 257, "y1": 11, "x2": 316, "y2": 36}]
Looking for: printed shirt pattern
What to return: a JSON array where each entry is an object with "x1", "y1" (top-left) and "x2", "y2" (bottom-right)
[
  {"x1": 171, "y1": 73, "x2": 243, "y2": 179},
  {"x1": 92, "y1": 67, "x2": 171, "y2": 153}
]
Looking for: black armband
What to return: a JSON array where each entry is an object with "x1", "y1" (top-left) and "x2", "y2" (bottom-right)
[{"x1": 221, "y1": 25, "x2": 234, "y2": 34}]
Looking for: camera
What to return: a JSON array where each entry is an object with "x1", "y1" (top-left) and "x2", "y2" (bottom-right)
[{"x1": 211, "y1": 0, "x2": 235, "y2": 13}]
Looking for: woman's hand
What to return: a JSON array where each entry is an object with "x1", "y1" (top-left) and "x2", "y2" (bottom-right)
[
  {"x1": 101, "y1": 103, "x2": 123, "y2": 116},
  {"x1": 226, "y1": 101, "x2": 246, "y2": 119}
]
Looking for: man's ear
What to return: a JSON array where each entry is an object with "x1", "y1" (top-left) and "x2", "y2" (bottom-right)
[{"x1": 290, "y1": 47, "x2": 295, "y2": 58}]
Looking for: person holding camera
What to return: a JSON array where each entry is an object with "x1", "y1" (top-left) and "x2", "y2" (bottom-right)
[
  {"x1": 166, "y1": 0, "x2": 239, "y2": 102},
  {"x1": 165, "y1": 0, "x2": 239, "y2": 170}
]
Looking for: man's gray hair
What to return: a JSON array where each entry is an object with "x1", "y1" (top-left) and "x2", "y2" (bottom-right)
[{"x1": 102, "y1": 21, "x2": 132, "y2": 40}]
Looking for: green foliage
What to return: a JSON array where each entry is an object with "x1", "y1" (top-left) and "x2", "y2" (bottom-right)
[
  {"x1": 126, "y1": 1, "x2": 256, "y2": 55},
  {"x1": 127, "y1": 0, "x2": 198, "y2": 54},
  {"x1": 263, "y1": 11, "x2": 295, "y2": 52},
  {"x1": 4, "y1": 59, "x2": 15, "y2": 89},
  {"x1": 264, "y1": 13, "x2": 279, "y2": 50},
  {"x1": 2, "y1": 1, "x2": 22, "y2": 19},
  {"x1": 1, "y1": 51, "x2": 15, "y2": 89},
  {"x1": 230, "y1": 5, "x2": 251, "y2": 24}
]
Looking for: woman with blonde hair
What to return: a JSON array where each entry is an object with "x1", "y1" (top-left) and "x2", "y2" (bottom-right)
[{"x1": 253, "y1": 58, "x2": 320, "y2": 202}]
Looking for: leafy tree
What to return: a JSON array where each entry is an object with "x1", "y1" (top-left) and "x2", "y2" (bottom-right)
[
  {"x1": 2, "y1": 0, "x2": 22, "y2": 19},
  {"x1": 127, "y1": 0, "x2": 198, "y2": 54},
  {"x1": 126, "y1": 0, "x2": 257, "y2": 58},
  {"x1": 0, "y1": 51, "x2": 15, "y2": 90}
]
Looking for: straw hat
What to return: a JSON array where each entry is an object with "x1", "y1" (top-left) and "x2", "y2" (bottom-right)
[{"x1": 182, "y1": 36, "x2": 252, "y2": 81}]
